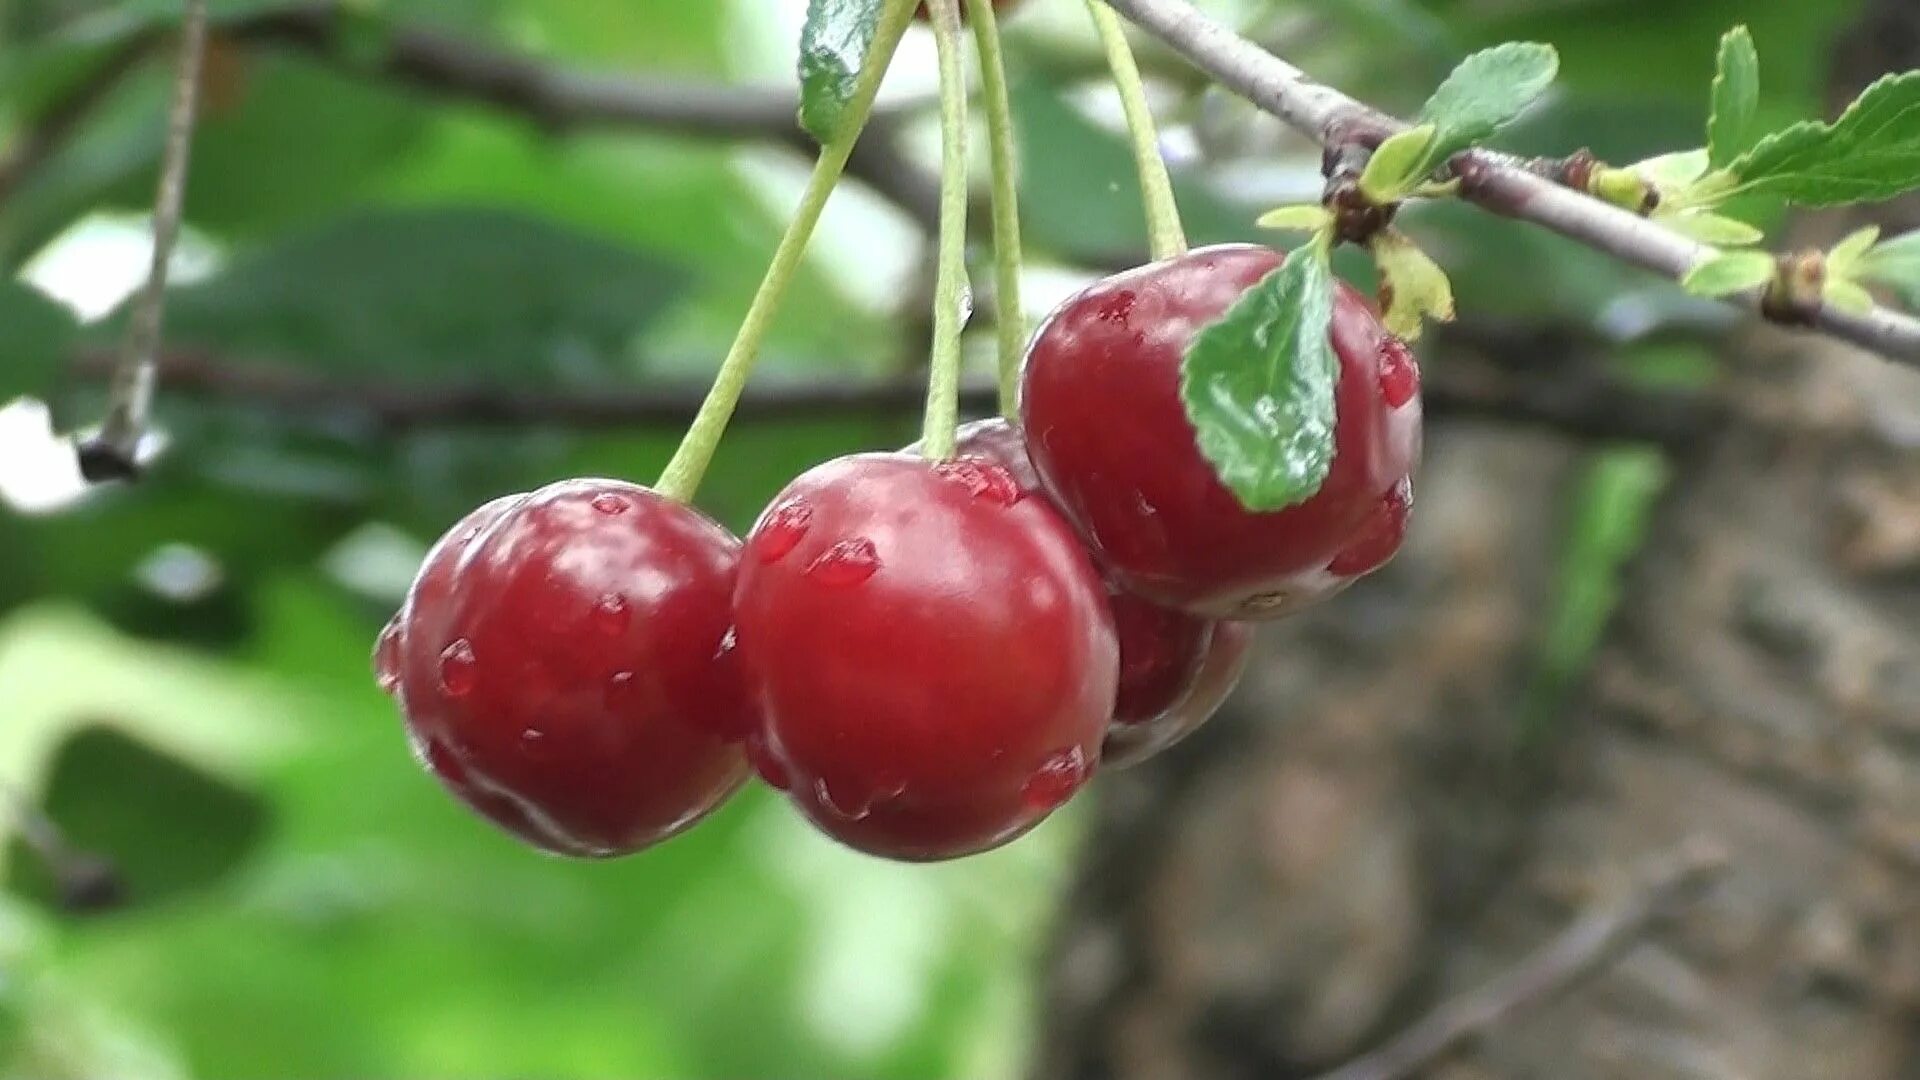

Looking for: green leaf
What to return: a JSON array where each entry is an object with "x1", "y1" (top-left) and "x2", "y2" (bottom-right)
[
  {"x1": 1661, "y1": 211, "x2": 1764, "y2": 246},
  {"x1": 797, "y1": 0, "x2": 885, "y2": 144},
  {"x1": 1681, "y1": 250, "x2": 1776, "y2": 296},
  {"x1": 1254, "y1": 205, "x2": 1333, "y2": 233},
  {"x1": 1827, "y1": 225, "x2": 1881, "y2": 278},
  {"x1": 1358, "y1": 125, "x2": 1438, "y2": 202},
  {"x1": 1858, "y1": 230, "x2": 1920, "y2": 308},
  {"x1": 1824, "y1": 279, "x2": 1876, "y2": 315},
  {"x1": 1414, "y1": 42, "x2": 1560, "y2": 168},
  {"x1": 1634, "y1": 148, "x2": 1711, "y2": 192},
  {"x1": 1707, "y1": 26, "x2": 1761, "y2": 168},
  {"x1": 1725, "y1": 71, "x2": 1920, "y2": 206},
  {"x1": 1180, "y1": 247, "x2": 1339, "y2": 512},
  {"x1": 1370, "y1": 229, "x2": 1455, "y2": 340},
  {"x1": 0, "y1": 282, "x2": 77, "y2": 404}
]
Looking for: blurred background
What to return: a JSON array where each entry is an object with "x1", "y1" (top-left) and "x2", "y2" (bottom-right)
[{"x1": 4, "y1": 0, "x2": 1920, "y2": 1077}]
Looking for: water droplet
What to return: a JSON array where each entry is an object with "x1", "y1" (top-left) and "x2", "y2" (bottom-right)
[
  {"x1": 713, "y1": 625, "x2": 738, "y2": 663},
  {"x1": 933, "y1": 458, "x2": 1021, "y2": 507},
  {"x1": 755, "y1": 499, "x2": 812, "y2": 563},
  {"x1": 521, "y1": 728, "x2": 548, "y2": 755},
  {"x1": 605, "y1": 671, "x2": 637, "y2": 710},
  {"x1": 591, "y1": 492, "x2": 630, "y2": 515},
  {"x1": 1021, "y1": 746, "x2": 1088, "y2": 811},
  {"x1": 438, "y1": 639, "x2": 478, "y2": 697},
  {"x1": 812, "y1": 776, "x2": 873, "y2": 822},
  {"x1": 590, "y1": 593, "x2": 631, "y2": 636},
  {"x1": 805, "y1": 538, "x2": 880, "y2": 586},
  {"x1": 1377, "y1": 337, "x2": 1420, "y2": 408},
  {"x1": 373, "y1": 620, "x2": 403, "y2": 694}
]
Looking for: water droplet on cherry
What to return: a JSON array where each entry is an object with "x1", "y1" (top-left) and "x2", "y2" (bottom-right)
[
  {"x1": 591, "y1": 492, "x2": 630, "y2": 515},
  {"x1": 373, "y1": 620, "x2": 403, "y2": 694},
  {"x1": 438, "y1": 639, "x2": 477, "y2": 697},
  {"x1": 806, "y1": 538, "x2": 880, "y2": 586},
  {"x1": 933, "y1": 458, "x2": 1021, "y2": 507},
  {"x1": 590, "y1": 593, "x2": 631, "y2": 635},
  {"x1": 605, "y1": 671, "x2": 637, "y2": 709},
  {"x1": 1378, "y1": 337, "x2": 1419, "y2": 409},
  {"x1": 1021, "y1": 747, "x2": 1088, "y2": 811},
  {"x1": 756, "y1": 499, "x2": 813, "y2": 563},
  {"x1": 713, "y1": 625, "x2": 738, "y2": 662},
  {"x1": 812, "y1": 776, "x2": 873, "y2": 822}
]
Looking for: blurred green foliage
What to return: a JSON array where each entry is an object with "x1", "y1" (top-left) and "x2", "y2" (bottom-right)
[{"x1": 0, "y1": 0, "x2": 1871, "y2": 1076}]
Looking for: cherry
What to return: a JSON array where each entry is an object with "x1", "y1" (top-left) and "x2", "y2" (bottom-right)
[
  {"x1": 734, "y1": 452, "x2": 1117, "y2": 861},
  {"x1": 1103, "y1": 621, "x2": 1253, "y2": 768},
  {"x1": 379, "y1": 480, "x2": 751, "y2": 857},
  {"x1": 1021, "y1": 243, "x2": 1423, "y2": 620}
]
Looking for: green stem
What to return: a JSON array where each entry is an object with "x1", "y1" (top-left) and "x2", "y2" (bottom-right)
[
  {"x1": 919, "y1": 0, "x2": 972, "y2": 460},
  {"x1": 969, "y1": 0, "x2": 1025, "y2": 417},
  {"x1": 655, "y1": 0, "x2": 917, "y2": 502},
  {"x1": 1085, "y1": 0, "x2": 1186, "y2": 262}
]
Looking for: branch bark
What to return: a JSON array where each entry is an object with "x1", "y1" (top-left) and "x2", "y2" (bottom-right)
[{"x1": 1099, "y1": 0, "x2": 1920, "y2": 366}]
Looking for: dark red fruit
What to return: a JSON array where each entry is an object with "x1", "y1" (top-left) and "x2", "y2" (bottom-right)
[
  {"x1": 735, "y1": 452, "x2": 1117, "y2": 861},
  {"x1": 1021, "y1": 243, "x2": 1422, "y2": 620},
  {"x1": 380, "y1": 480, "x2": 751, "y2": 857},
  {"x1": 1104, "y1": 620, "x2": 1254, "y2": 769},
  {"x1": 915, "y1": 0, "x2": 1022, "y2": 21},
  {"x1": 911, "y1": 418, "x2": 1216, "y2": 725}
]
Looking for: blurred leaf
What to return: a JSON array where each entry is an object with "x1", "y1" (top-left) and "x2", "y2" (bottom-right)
[
  {"x1": 1180, "y1": 247, "x2": 1338, "y2": 512},
  {"x1": 1369, "y1": 228, "x2": 1454, "y2": 339},
  {"x1": 1357, "y1": 124, "x2": 1437, "y2": 202},
  {"x1": 0, "y1": 281, "x2": 78, "y2": 403},
  {"x1": 1682, "y1": 250, "x2": 1774, "y2": 296},
  {"x1": 1254, "y1": 204, "x2": 1332, "y2": 234},
  {"x1": 1824, "y1": 278, "x2": 1875, "y2": 315},
  {"x1": 798, "y1": 0, "x2": 887, "y2": 144},
  {"x1": 1661, "y1": 211, "x2": 1763, "y2": 246},
  {"x1": 1827, "y1": 225, "x2": 1881, "y2": 278},
  {"x1": 1411, "y1": 42, "x2": 1559, "y2": 172},
  {"x1": 1707, "y1": 26, "x2": 1760, "y2": 168},
  {"x1": 1726, "y1": 72, "x2": 1920, "y2": 206},
  {"x1": 1859, "y1": 229, "x2": 1920, "y2": 309}
]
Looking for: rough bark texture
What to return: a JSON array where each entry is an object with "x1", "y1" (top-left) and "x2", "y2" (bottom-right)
[{"x1": 1035, "y1": 6, "x2": 1920, "y2": 1077}]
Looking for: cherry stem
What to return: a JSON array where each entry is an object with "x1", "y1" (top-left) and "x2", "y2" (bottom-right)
[
  {"x1": 919, "y1": 0, "x2": 973, "y2": 460},
  {"x1": 1085, "y1": 0, "x2": 1186, "y2": 263},
  {"x1": 78, "y1": 0, "x2": 209, "y2": 483},
  {"x1": 969, "y1": 0, "x2": 1026, "y2": 418},
  {"x1": 655, "y1": 0, "x2": 918, "y2": 503}
]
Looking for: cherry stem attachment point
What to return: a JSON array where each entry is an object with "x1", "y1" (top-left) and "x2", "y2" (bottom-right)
[
  {"x1": 969, "y1": 0, "x2": 1026, "y2": 418},
  {"x1": 919, "y1": 0, "x2": 973, "y2": 460},
  {"x1": 78, "y1": 0, "x2": 209, "y2": 483},
  {"x1": 655, "y1": 0, "x2": 918, "y2": 503},
  {"x1": 1085, "y1": 0, "x2": 1186, "y2": 263}
]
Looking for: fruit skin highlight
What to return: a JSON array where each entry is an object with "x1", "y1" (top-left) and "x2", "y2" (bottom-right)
[
  {"x1": 380, "y1": 480, "x2": 750, "y2": 858},
  {"x1": 735, "y1": 451, "x2": 1117, "y2": 861},
  {"x1": 1021, "y1": 243, "x2": 1423, "y2": 620},
  {"x1": 1103, "y1": 620, "x2": 1254, "y2": 769}
]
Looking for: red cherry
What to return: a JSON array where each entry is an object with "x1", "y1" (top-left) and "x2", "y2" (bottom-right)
[
  {"x1": 911, "y1": 418, "x2": 1216, "y2": 725},
  {"x1": 1327, "y1": 477, "x2": 1412, "y2": 578},
  {"x1": 384, "y1": 481, "x2": 751, "y2": 857},
  {"x1": 1021, "y1": 243, "x2": 1423, "y2": 619},
  {"x1": 735, "y1": 452, "x2": 1117, "y2": 861},
  {"x1": 1103, "y1": 620, "x2": 1254, "y2": 768}
]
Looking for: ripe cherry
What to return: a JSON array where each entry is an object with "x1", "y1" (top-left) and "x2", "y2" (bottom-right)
[
  {"x1": 918, "y1": 418, "x2": 1217, "y2": 725},
  {"x1": 1103, "y1": 620, "x2": 1254, "y2": 768},
  {"x1": 1021, "y1": 244, "x2": 1422, "y2": 620},
  {"x1": 380, "y1": 480, "x2": 751, "y2": 857},
  {"x1": 735, "y1": 452, "x2": 1117, "y2": 861}
]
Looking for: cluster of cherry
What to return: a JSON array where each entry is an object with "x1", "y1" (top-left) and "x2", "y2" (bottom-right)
[{"x1": 376, "y1": 244, "x2": 1422, "y2": 862}]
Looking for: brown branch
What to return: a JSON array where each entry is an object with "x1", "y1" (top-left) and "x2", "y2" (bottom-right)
[
  {"x1": 66, "y1": 342, "x2": 1713, "y2": 447},
  {"x1": 1312, "y1": 838, "x2": 1731, "y2": 1080}
]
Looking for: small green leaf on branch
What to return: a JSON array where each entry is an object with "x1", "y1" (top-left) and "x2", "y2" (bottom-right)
[
  {"x1": 1827, "y1": 226, "x2": 1881, "y2": 278},
  {"x1": 1358, "y1": 125, "x2": 1437, "y2": 203},
  {"x1": 1824, "y1": 279, "x2": 1876, "y2": 316},
  {"x1": 1412, "y1": 42, "x2": 1560, "y2": 172},
  {"x1": 1724, "y1": 71, "x2": 1920, "y2": 206},
  {"x1": 1255, "y1": 205, "x2": 1334, "y2": 234},
  {"x1": 1180, "y1": 247, "x2": 1339, "y2": 512},
  {"x1": 1635, "y1": 148, "x2": 1711, "y2": 192},
  {"x1": 1369, "y1": 229, "x2": 1455, "y2": 340},
  {"x1": 799, "y1": 0, "x2": 886, "y2": 144},
  {"x1": 1858, "y1": 231, "x2": 1920, "y2": 309},
  {"x1": 1662, "y1": 211, "x2": 1763, "y2": 246},
  {"x1": 1707, "y1": 26, "x2": 1761, "y2": 168},
  {"x1": 1682, "y1": 250, "x2": 1775, "y2": 297}
]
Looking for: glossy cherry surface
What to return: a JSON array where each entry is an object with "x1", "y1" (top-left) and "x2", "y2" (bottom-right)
[
  {"x1": 380, "y1": 480, "x2": 751, "y2": 857},
  {"x1": 735, "y1": 451, "x2": 1117, "y2": 861},
  {"x1": 1021, "y1": 243, "x2": 1423, "y2": 619},
  {"x1": 1104, "y1": 620, "x2": 1255, "y2": 768}
]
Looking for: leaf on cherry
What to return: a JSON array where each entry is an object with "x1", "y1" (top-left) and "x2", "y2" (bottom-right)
[
  {"x1": 1370, "y1": 229, "x2": 1454, "y2": 340},
  {"x1": 1707, "y1": 26, "x2": 1761, "y2": 168},
  {"x1": 1724, "y1": 71, "x2": 1920, "y2": 206},
  {"x1": 1681, "y1": 250, "x2": 1775, "y2": 297},
  {"x1": 799, "y1": 0, "x2": 887, "y2": 144},
  {"x1": 1412, "y1": 42, "x2": 1559, "y2": 172},
  {"x1": 1180, "y1": 247, "x2": 1339, "y2": 512}
]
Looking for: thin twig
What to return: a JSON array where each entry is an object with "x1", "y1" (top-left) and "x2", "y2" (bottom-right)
[
  {"x1": 1312, "y1": 838, "x2": 1731, "y2": 1080},
  {"x1": 76, "y1": 0, "x2": 211, "y2": 482},
  {"x1": 1098, "y1": 0, "x2": 1920, "y2": 365},
  {"x1": 65, "y1": 342, "x2": 1714, "y2": 447}
]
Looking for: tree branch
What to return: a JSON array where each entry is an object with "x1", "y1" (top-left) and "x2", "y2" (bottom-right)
[
  {"x1": 1099, "y1": 0, "x2": 1920, "y2": 366},
  {"x1": 66, "y1": 340, "x2": 1711, "y2": 447},
  {"x1": 1312, "y1": 838, "x2": 1730, "y2": 1080}
]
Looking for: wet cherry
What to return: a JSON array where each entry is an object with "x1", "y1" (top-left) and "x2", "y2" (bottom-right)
[
  {"x1": 1104, "y1": 620, "x2": 1255, "y2": 769},
  {"x1": 735, "y1": 451, "x2": 1117, "y2": 861},
  {"x1": 383, "y1": 480, "x2": 751, "y2": 857},
  {"x1": 1021, "y1": 243, "x2": 1423, "y2": 619}
]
